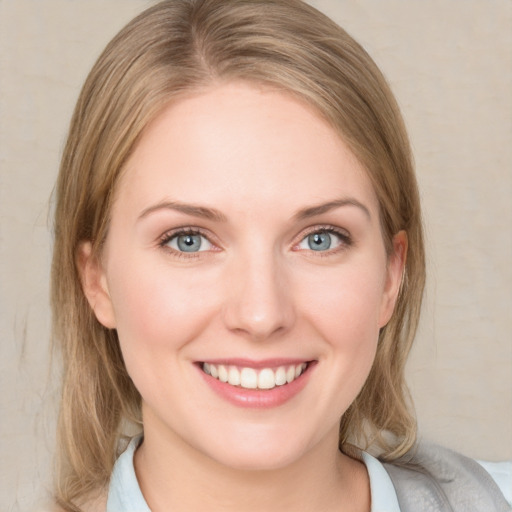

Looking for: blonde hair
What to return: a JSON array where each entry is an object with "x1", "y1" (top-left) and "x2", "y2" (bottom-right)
[{"x1": 51, "y1": 0, "x2": 425, "y2": 509}]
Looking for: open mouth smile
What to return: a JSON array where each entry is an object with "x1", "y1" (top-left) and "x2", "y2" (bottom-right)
[
  {"x1": 197, "y1": 359, "x2": 315, "y2": 408},
  {"x1": 202, "y1": 362, "x2": 309, "y2": 390}
]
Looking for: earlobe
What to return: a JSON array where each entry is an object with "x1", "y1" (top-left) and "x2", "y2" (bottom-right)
[
  {"x1": 76, "y1": 241, "x2": 117, "y2": 329},
  {"x1": 379, "y1": 230, "x2": 407, "y2": 327}
]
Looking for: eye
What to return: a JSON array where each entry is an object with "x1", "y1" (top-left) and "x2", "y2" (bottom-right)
[
  {"x1": 162, "y1": 230, "x2": 214, "y2": 253},
  {"x1": 296, "y1": 228, "x2": 350, "y2": 252}
]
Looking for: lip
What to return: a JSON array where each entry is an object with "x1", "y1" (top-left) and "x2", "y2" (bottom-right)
[{"x1": 196, "y1": 359, "x2": 316, "y2": 408}]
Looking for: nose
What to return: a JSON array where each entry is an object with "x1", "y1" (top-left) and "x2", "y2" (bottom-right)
[{"x1": 222, "y1": 249, "x2": 295, "y2": 341}]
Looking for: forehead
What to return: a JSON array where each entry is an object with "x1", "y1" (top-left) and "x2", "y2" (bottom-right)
[{"x1": 115, "y1": 82, "x2": 378, "y2": 217}]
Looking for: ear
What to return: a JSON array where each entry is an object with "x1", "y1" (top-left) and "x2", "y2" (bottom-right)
[
  {"x1": 76, "y1": 241, "x2": 117, "y2": 329},
  {"x1": 379, "y1": 230, "x2": 407, "y2": 327}
]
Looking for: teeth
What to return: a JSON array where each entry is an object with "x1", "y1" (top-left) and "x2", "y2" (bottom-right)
[
  {"x1": 275, "y1": 366, "x2": 287, "y2": 386},
  {"x1": 218, "y1": 365, "x2": 228, "y2": 383},
  {"x1": 240, "y1": 368, "x2": 257, "y2": 389},
  {"x1": 228, "y1": 366, "x2": 241, "y2": 386},
  {"x1": 202, "y1": 362, "x2": 308, "y2": 390},
  {"x1": 258, "y1": 368, "x2": 276, "y2": 390}
]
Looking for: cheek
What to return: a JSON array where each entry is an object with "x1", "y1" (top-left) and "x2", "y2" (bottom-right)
[
  {"x1": 298, "y1": 259, "x2": 387, "y2": 342},
  {"x1": 106, "y1": 256, "x2": 219, "y2": 364},
  {"x1": 284, "y1": 262, "x2": 384, "y2": 428}
]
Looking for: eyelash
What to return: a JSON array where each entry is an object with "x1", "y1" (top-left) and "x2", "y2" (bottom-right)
[
  {"x1": 158, "y1": 225, "x2": 353, "y2": 258},
  {"x1": 158, "y1": 227, "x2": 215, "y2": 259},
  {"x1": 295, "y1": 225, "x2": 353, "y2": 255}
]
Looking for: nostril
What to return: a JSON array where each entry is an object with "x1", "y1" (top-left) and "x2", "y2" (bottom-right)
[{"x1": 221, "y1": 296, "x2": 295, "y2": 340}]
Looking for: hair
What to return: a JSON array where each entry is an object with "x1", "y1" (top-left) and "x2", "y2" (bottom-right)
[{"x1": 51, "y1": 0, "x2": 425, "y2": 509}]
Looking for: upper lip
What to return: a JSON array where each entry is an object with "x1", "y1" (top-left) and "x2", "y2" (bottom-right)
[{"x1": 198, "y1": 358, "x2": 314, "y2": 369}]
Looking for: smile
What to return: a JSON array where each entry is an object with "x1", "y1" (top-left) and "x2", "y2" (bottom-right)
[{"x1": 202, "y1": 362, "x2": 308, "y2": 390}]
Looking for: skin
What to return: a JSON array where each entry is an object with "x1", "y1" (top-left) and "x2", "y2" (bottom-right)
[{"x1": 79, "y1": 82, "x2": 406, "y2": 512}]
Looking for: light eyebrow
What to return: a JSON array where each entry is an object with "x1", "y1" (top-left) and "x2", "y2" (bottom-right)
[
  {"x1": 138, "y1": 200, "x2": 227, "y2": 222},
  {"x1": 293, "y1": 198, "x2": 371, "y2": 221}
]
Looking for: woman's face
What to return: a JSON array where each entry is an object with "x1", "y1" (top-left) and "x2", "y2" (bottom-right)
[{"x1": 82, "y1": 82, "x2": 405, "y2": 470}]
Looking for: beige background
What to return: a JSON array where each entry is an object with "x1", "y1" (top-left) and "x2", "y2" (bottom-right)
[{"x1": 1, "y1": 1, "x2": 511, "y2": 510}]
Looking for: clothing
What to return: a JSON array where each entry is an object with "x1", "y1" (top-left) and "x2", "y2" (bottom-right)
[
  {"x1": 107, "y1": 436, "x2": 149, "y2": 512},
  {"x1": 383, "y1": 443, "x2": 511, "y2": 512},
  {"x1": 106, "y1": 436, "x2": 511, "y2": 512}
]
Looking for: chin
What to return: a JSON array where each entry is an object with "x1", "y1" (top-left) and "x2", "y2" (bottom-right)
[
  {"x1": 196, "y1": 427, "x2": 317, "y2": 472},
  {"x1": 210, "y1": 447, "x2": 303, "y2": 472}
]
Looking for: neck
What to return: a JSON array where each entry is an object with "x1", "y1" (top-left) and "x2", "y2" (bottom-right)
[{"x1": 134, "y1": 413, "x2": 370, "y2": 512}]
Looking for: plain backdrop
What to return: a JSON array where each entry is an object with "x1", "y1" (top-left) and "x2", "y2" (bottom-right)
[{"x1": 1, "y1": 1, "x2": 511, "y2": 510}]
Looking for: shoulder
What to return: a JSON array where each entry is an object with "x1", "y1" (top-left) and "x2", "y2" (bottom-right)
[{"x1": 382, "y1": 442, "x2": 512, "y2": 512}]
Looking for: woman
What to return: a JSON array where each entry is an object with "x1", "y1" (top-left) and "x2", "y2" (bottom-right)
[{"x1": 51, "y1": 1, "x2": 510, "y2": 511}]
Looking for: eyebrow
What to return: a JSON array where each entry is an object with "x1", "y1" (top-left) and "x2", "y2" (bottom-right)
[
  {"x1": 293, "y1": 198, "x2": 371, "y2": 221},
  {"x1": 138, "y1": 201, "x2": 228, "y2": 222},
  {"x1": 138, "y1": 197, "x2": 371, "y2": 223}
]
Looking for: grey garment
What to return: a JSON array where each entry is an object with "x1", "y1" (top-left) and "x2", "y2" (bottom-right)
[{"x1": 383, "y1": 443, "x2": 511, "y2": 512}]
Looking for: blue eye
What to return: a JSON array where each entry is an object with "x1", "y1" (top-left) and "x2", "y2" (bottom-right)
[
  {"x1": 297, "y1": 229, "x2": 348, "y2": 252},
  {"x1": 164, "y1": 232, "x2": 213, "y2": 253},
  {"x1": 307, "y1": 232, "x2": 332, "y2": 251}
]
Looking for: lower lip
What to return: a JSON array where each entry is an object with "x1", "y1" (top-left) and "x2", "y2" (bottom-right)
[{"x1": 197, "y1": 363, "x2": 315, "y2": 409}]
